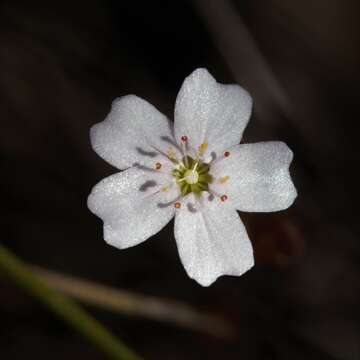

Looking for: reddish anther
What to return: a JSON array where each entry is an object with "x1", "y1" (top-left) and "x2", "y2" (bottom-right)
[{"x1": 220, "y1": 195, "x2": 228, "y2": 202}]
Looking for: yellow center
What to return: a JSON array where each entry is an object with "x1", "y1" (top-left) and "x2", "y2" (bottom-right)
[
  {"x1": 184, "y1": 169, "x2": 199, "y2": 184},
  {"x1": 172, "y1": 156, "x2": 212, "y2": 196}
]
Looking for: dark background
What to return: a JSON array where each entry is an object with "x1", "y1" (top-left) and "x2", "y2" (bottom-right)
[{"x1": 1, "y1": 0, "x2": 359, "y2": 359}]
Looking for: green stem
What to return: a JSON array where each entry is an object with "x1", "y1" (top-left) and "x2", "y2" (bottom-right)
[{"x1": 0, "y1": 244, "x2": 143, "y2": 360}]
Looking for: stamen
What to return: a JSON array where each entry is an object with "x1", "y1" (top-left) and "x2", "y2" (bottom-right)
[
  {"x1": 224, "y1": 151, "x2": 230, "y2": 157},
  {"x1": 220, "y1": 194, "x2": 228, "y2": 202},
  {"x1": 173, "y1": 162, "x2": 185, "y2": 171},
  {"x1": 174, "y1": 202, "x2": 181, "y2": 209},
  {"x1": 160, "y1": 185, "x2": 169, "y2": 192},
  {"x1": 157, "y1": 196, "x2": 179, "y2": 208},
  {"x1": 198, "y1": 141, "x2": 208, "y2": 157},
  {"x1": 179, "y1": 137, "x2": 190, "y2": 165},
  {"x1": 218, "y1": 175, "x2": 230, "y2": 184},
  {"x1": 184, "y1": 155, "x2": 189, "y2": 167},
  {"x1": 155, "y1": 162, "x2": 162, "y2": 170},
  {"x1": 208, "y1": 189, "x2": 222, "y2": 200},
  {"x1": 167, "y1": 146, "x2": 176, "y2": 160}
]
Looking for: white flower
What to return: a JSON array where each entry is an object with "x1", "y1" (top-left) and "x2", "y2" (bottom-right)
[{"x1": 87, "y1": 68, "x2": 297, "y2": 286}]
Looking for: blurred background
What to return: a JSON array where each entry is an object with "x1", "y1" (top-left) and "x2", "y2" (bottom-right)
[{"x1": 1, "y1": 0, "x2": 359, "y2": 359}]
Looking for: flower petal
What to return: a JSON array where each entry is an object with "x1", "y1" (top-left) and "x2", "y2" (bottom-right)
[
  {"x1": 88, "y1": 167, "x2": 177, "y2": 249},
  {"x1": 174, "y1": 68, "x2": 252, "y2": 158},
  {"x1": 91, "y1": 95, "x2": 180, "y2": 170},
  {"x1": 210, "y1": 141, "x2": 297, "y2": 212},
  {"x1": 174, "y1": 194, "x2": 254, "y2": 286}
]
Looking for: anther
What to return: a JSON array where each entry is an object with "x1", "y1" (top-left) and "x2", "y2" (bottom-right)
[
  {"x1": 155, "y1": 162, "x2": 162, "y2": 170},
  {"x1": 167, "y1": 147, "x2": 176, "y2": 160},
  {"x1": 220, "y1": 195, "x2": 228, "y2": 202},
  {"x1": 181, "y1": 135, "x2": 188, "y2": 142},
  {"x1": 218, "y1": 176, "x2": 230, "y2": 184},
  {"x1": 224, "y1": 151, "x2": 230, "y2": 157},
  {"x1": 174, "y1": 202, "x2": 181, "y2": 209},
  {"x1": 198, "y1": 141, "x2": 208, "y2": 156}
]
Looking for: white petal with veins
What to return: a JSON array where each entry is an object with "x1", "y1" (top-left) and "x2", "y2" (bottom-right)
[
  {"x1": 174, "y1": 194, "x2": 254, "y2": 286},
  {"x1": 91, "y1": 95, "x2": 180, "y2": 170},
  {"x1": 174, "y1": 68, "x2": 252, "y2": 159},
  {"x1": 210, "y1": 141, "x2": 297, "y2": 212},
  {"x1": 88, "y1": 167, "x2": 177, "y2": 249}
]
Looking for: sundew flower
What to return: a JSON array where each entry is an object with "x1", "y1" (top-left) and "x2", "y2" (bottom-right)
[{"x1": 88, "y1": 68, "x2": 297, "y2": 286}]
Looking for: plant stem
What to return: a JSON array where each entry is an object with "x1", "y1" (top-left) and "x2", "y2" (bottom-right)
[
  {"x1": 31, "y1": 265, "x2": 237, "y2": 339},
  {"x1": 0, "y1": 244, "x2": 143, "y2": 360}
]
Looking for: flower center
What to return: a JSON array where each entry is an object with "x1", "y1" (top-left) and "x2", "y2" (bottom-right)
[
  {"x1": 172, "y1": 156, "x2": 213, "y2": 196},
  {"x1": 184, "y1": 169, "x2": 199, "y2": 184}
]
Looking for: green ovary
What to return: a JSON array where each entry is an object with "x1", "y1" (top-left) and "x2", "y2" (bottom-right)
[{"x1": 172, "y1": 156, "x2": 213, "y2": 196}]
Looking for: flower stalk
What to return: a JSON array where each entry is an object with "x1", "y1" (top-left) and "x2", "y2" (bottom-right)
[
  {"x1": 31, "y1": 265, "x2": 237, "y2": 339},
  {"x1": 0, "y1": 244, "x2": 142, "y2": 360}
]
